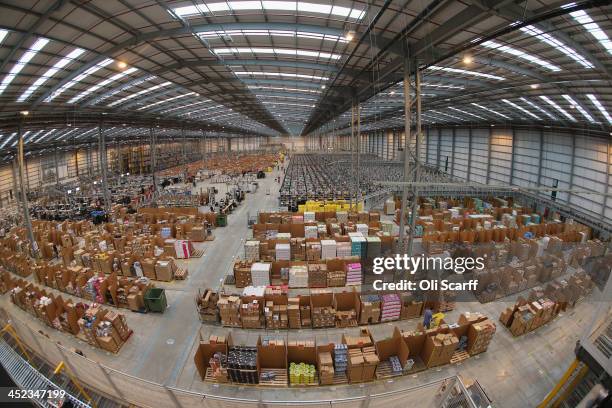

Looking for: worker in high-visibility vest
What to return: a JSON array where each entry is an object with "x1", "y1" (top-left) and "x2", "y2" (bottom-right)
[{"x1": 432, "y1": 312, "x2": 445, "y2": 328}]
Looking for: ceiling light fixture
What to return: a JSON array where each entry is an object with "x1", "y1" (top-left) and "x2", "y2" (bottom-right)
[
  {"x1": 530, "y1": 84, "x2": 540, "y2": 89},
  {"x1": 117, "y1": 61, "x2": 128, "y2": 69},
  {"x1": 345, "y1": 31, "x2": 355, "y2": 42},
  {"x1": 463, "y1": 55, "x2": 473, "y2": 64}
]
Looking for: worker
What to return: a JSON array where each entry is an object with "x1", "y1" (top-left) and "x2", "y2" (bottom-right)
[
  {"x1": 423, "y1": 308, "x2": 433, "y2": 329},
  {"x1": 432, "y1": 312, "x2": 445, "y2": 328}
]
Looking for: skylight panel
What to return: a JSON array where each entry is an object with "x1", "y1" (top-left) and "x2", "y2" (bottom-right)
[
  {"x1": 230, "y1": 1, "x2": 262, "y2": 10},
  {"x1": 233, "y1": 71, "x2": 327, "y2": 81},
  {"x1": 520, "y1": 25, "x2": 593, "y2": 69},
  {"x1": 471, "y1": 103, "x2": 512, "y2": 119},
  {"x1": 421, "y1": 82, "x2": 465, "y2": 90},
  {"x1": 0, "y1": 132, "x2": 17, "y2": 149},
  {"x1": 448, "y1": 107, "x2": 486, "y2": 120},
  {"x1": 200, "y1": 29, "x2": 347, "y2": 43},
  {"x1": 586, "y1": 94, "x2": 612, "y2": 125},
  {"x1": 0, "y1": 37, "x2": 50, "y2": 96},
  {"x1": 137, "y1": 92, "x2": 197, "y2": 111},
  {"x1": 569, "y1": 10, "x2": 612, "y2": 55},
  {"x1": 502, "y1": 99, "x2": 541, "y2": 120},
  {"x1": 428, "y1": 66, "x2": 505, "y2": 81},
  {"x1": 107, "y1": 81, "x2": 171, "y2": 107},
  {"x1": 35, "y1": 129, "x2": 57, "y2": 144},
  {"x1": 161, "y1": 100, "x2": 210, "y2": 114},
  {"x1": 90, "y1": 75, "x2": 155, "y2": 105},
  {"x1": 257, "y1": 94, "x2": 317, "y2": 102},
  {"x1": 45, "y1": 58, "x2": 113, "y2": 102},
  {"x1": 519, "y1": 97, "x2": 557, "y2": 120},
  {"x1": 68, "y1": 67, "x2": 137, "y2": 104},
  {"x1": 539, "y1": 95, "x2": 576, "y2": 121},
  {"x1": 248, "y1": 85, "x2": 321, "y2": 93},
  {"x1": 298, "y1": 3, "x2": 331, "y2": 14},
  {"x1": 429, "y1": 109, "x2": 466, "y2": 121},
  {"x1": 562, "y1": 95, "x2": 595, "y2": 123},
  {"x1": 213, "y1": 47, "x2": 341, "y2": 59},
  {"x1": 11, "y1": 131, "x2": 29, "y2": 147},
  {"x1": 17, "y1": 48, "x2": 85, "y2": 102},
  {"x1": 0, "y1": 29, "x2": 8, "y2": 46},
  {"x1": 481, "y1": 40, "x2": 561, "y2": 72},
  {"x1": 55, "y1": 128, "x2": 78, "y2": 142}
]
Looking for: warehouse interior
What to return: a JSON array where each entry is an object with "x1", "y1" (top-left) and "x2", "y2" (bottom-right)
[{"x1": 0, "y1": 1, "x2": 611, "y2": 407}]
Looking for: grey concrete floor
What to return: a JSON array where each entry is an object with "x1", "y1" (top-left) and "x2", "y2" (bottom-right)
[{"x1": 0, "y1": 165, "x2": 599, "y2": 407}]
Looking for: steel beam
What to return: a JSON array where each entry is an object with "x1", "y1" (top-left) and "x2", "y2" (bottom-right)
[
  {"x1": 98, "y1": 125, "x2": 112, "y2": 214},
  {"x1": 16, "y1": 123, "x2": 37, "y2": 257},
  {"x1": 398, "y1": 58, "x2": 412, "y2": 249}
]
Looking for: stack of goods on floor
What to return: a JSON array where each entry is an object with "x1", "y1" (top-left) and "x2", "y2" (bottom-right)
[
  {"x1": 356, "y1": 223, "x2": 369, "y2": 236},
  {"x1": 308, "y1": 263, "x2": 327, "y2": 288},
  {"x1": 300, "y1": 302, "x2": 312, "y2": 327},
  {"x1": 329, "y1": 223, "x2": 341, "y2": 236},
  {"x1": 244, "y1": 240, "x2": 260, "y2": 261},
  {"x1": 349, "y1": 232, "x2": 367, "y2": 258},
  {"x1": 233, "y1": 261, "x2": 252, "y2": 288},
  {"x1": 288, "y1": 265, "x2": 308, "y2": 288},
  {"x1": 318, "y1": 351, "x2": 335, "y2": 385},
  {"x1": 264, "y1": 300, "x2": 288, "y2": 329},
  {"x1": 321, "y1": 240, "x2": 337, "y2": 260},
  {"x1": 208, "y1": 349, "x2": 229, "y2": 383},
  {"x1": 312, "y1": 306, "x2": 335, "y2": 328},
  {"x1": 463, "y1": 315, "x2": 496, "y2": 355},
  {"x1": 289, "y1": 362, "x2": 316, "y2": 386},
  {"x1": 381, "y1": 221, "x2": 394, "y2": 235},
  {"x1": 196, "y1": 289, "x2": 219, "y2": 322},
  {"x1": 334, "y1": 344, "x2": 348, "y2": 376},
  {"x1": 275, "y1": 243, "x2": 291, "y2": 261},
  {"x1": 93, "y1": 310, "x2": 131, "y2": 353},
  {"x1": 366, "y1": 236, "x2": 382, "y2": 259},
  {"x1": 317, "y1": 224, "x2": 327, "y2": 238},
  {"x1": 542, "y1": 270, "x2": 594, "y2": 307},
  {"x1": 359, "y1": 294, "x2": 381, "y2": 324},
  {"x1": 291, "y1": 238, "x2": 305, "y2": 260},
  {"x1": 240, "y1": 298, "x2": 263, "y2": 329},
  {"x1": 499, "y1": 296, "x2": 558, "y2": 336},
  {"x1": 327, "y1": 268, "x2": 346, "y2": 287},
  {"x1": 336, "y1": 241, "x2": 352, "y2": 258},
  {"x1": 421, "y1": 332, "x2": 459, "y2": 368},
  {"x1": 337, "y1": 211, "x2": 348, "y2": 223},
  {"x1": 399, "y1": 294, "x2": 423, "y2": 320},
  {"x1": 385, "y1": 199, "x2": 395, "y2": 215},
  {"x1": 345, "y1": 330, "x2": 379, "y2": 383},
  {"x1": 227, "y1": 346, "x2": 259, "y2": 384},
  {"x1": 345, "y1": 263, "x2": 362, "y2": 285},
  {"x1": 304, "y1": 211, "x2": 316, "y2": 223},
  {"x1": 288, "y1": 297, "x2": 301, "y2": 328},
  {"x1": 381, "y1": 294, "x2": 401, "y2": 322},
  {"x1": 218, "y1": 295, "x2": 241, "y2": 327},
  {"x1": 305, "y1": 225, "x2": 318, "y2": 239},
  {"x1": 306, "y1": 242, "x2": 321, "y2": 261},
  {"x1": 250, "y1": 262, "x2": 271, "y2": 286}
]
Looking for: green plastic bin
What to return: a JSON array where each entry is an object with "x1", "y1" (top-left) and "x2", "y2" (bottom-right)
[
  {"x1": 216, "y1": 213, "x2": 227, "y2": 227},
  {"x1": 144, "y1": 288, "x2": 167, "y2": 313}
]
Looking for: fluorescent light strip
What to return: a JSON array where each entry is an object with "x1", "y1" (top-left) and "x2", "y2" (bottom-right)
[
  {"x1": 56, "y1": 128, "x2": 79, "y2": 141},
  {"x1": 562, "y1": 95, "x2": 595, "y2": 123},
  {"x1": 0, "y1": 29, "x2": 9, "y2": 46},
  {"x1": 107, "y1": 81, "x2": 171, "y2": 107},
  {"x1": 34, "y1": 129, "x2": 57, "y2": 144},
  {"x1": 68, "y1": 67, "x2": 138, "y2": 104},
  {"x1": 91, "y1": 75, "x2": 155, "y2": 105},
  {"x1": 428, "y1": 66, "x2": 505, "y2": 81},
  {"x1": 161, "y1": 100, "x2": 210, "y2": 114},
  {"x1": 586, "y1": 94, "x2": 612, "y2": 125},
  {"x1": 421, "y1": 82, "x2": 465, "y2": 90},
  {"x1": 569, "y1": 10, "x2": 612, "y2": 55},
  {"x1": 539, "y1": 95, "x2": 576, "y2": 121},
  {"x1": 11, "y1": 131, "x2": 29, "y2": 147},
  {"x1": 24, "y1": 129, "x2": 44, "y2": 144},
  {"x1": 180, "y1": 105, "x2": 224, "y2": 117},
  {"x1": 248, "y1": 85, "x2": 321, "y2": 93},
  {"x1": 0, "y1": 37, "x2": 50, "y2": 95},
  {"x1": 0, "y1": 132, "x2": 17, "y2": 149},
  {"x1": 173, "y1": 2, "x2": 365, "y2": 20},
  {"x1": 257, "y1": 94, "x2": 316, "y2": 101},
  {"x1": 137, "y1": 92, "x2": 196, "y2": 111},
  {"x1": 519, "y1": 97, "x2": 557, "y2": 120},
  {"x1": 213, "y1": 47, "x2": 341, "y2": 60},
  {"x1": 471, "y1": 102, "x2": 512, "y2": 119},
  {"x1": 429, "y1": 109, "x2": 466, "y2": 121},
  {"x1": 263, "y1": 101, "x2": 314, "y2": 108},
  {"x1": 520, "y1": 25, "x2": 593, "y2": 69},
  {"x1": 448, "y1": 107, "x2": 487, "y2": 120},
  {"x1": 481, "y1": 40, "x2": 560, "y2": 72},
  {"x1": 233, "y1": 71, "x2": 328, "y2": 81},
  {"x1": 198, "y1": 29, "x2": 347, "y2": 43},
  {"x1": 502, "y1": 99, "x2": 541, "y2": 120},
  {"x1": 17, "y1": 48, "x2": 85, "y2": 102},
  {"x1": 45, "y1": 58, "x2": 114, "y2": 102}
]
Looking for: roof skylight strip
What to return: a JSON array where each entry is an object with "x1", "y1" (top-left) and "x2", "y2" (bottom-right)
[
  {"x1": 197, "y1": 29, "x2": 347, "y2": 43},
  {"x1": 0, "y1": 37, "x2": 50, "y2": 96},
  {"x1": 427, "y1": 66, "x2": 505, "y2": 81},
  {"x1": 213, "y1": 47, "x2": 342, "y2": 60},
  {"x1": 90, "y1": 75, "x2": 155, "y2": 105},
  {"x1": 247, "y1": 85, "x2": 321, "y2": 93},
  {"x1": 137, "y1": 92, "x2": 197, "y2": 111},
  {"x1": 448, "y1": 107, "x2": 487, "y2": 120},
  {"x1": 429, "y1": 109, "x2": 466, "y2": 122},
  {"x1": 539, "y1": 95, "x2": 576, "y2": 121},
  {"x1": 0, "y1": 132, "x2": 17, "y2": 149},
  {"x1": 569, "y1": 10, "x2": 612, "y2": 55},
  {"x1": 471, "y1": 102, "x2": 512, "y2": 119},
  {"x1": 45, "y1": 58, "x2": 114, "y2": 102},
  {"x1": 520, "y1": 25, "x2": 593, "y2": 69},
  {"x1": 34, "y1": 129, "x2": 57, "y2": 144},
  {"x1": 562, "y1": 95, "x2": 595, "y2": 123},
  {"x1": 17, "y1": 48, "x2": 85, "y2": 102},
  {"x1": 161, "y1": 100, "x2": 210, "y2": 114},
  {"x1": 0, "y1": 29, "x2": 9, "y2": 46},
  {"x1": 586, "y1": 94, "x2": 612, "y2": 125},
  {"x1": 519, "y1": 97, "x2": 557, "y2": 120},
  {"x1": 68, "y1": 67, "x2": 138, "y2": 104},
  {"x1": 10, "y1": 131, "x2": 29, "y2": 147},
  {"x1": 107, "y1": 81, "x2": 172, "y2": 107},
  {"x1": 55, "y1": 128, "x2": 79, "y2": 141},
  {"x1": 234, "y1": 71, "x2": 328, "y2": 81},
  {"x1": 481, "y1": 40, "x2": 561, "y2": 72},
  {"x1": 502, "y1": 99, "x2": 541, "y2": 120}
]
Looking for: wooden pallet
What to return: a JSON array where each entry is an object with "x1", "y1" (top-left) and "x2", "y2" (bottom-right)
[
  {"x1": 259, "y1": 369, "x2": 288, "y2": 387},
  {"x1": 174, "y1": 268, "x2": 188, "y2": 280},
  {"x1": 450, "y1": 350, "x2": 470, "y2": 364},
  {"x1": 404, "y1": 357, "x2": 427, "y2": 375},
  {"x1": 336, "y1": 319, "x2": 358, "y2": 328},
  {"x1": 332, "y1": 371, "x2": 348, "y2": 385},
  {"x1": 190, "y1": 248, "x2": 205, "y2": 258},
  {"x1": 375, "y1": 361, "x2": 402, "y2": 379}
]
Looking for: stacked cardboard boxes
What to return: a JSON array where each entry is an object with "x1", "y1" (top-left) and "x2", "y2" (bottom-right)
[
  {"x1": 420, "y1": 332, "x2": 459, "y2": 368},
  {"x1": 218, "y1": 296, "x2": 241, "y2": 327},
  {"x1": 305, "y1": 225, "x2": 318, "y2": 239},
  {"x1": 318, "y1": 351, "x2": 335, "y2": 385},
  {"x1": 312, "y1": 306, "x2": 335, "y2": 328},
  {"x1": 381, "y1": 294, "x2": 401, "y2": 322},
  {"x1": 275, "y1": 243, "x2": 291, "y2": 261},
  {"x1": 306, "y1": 242, "x2": 321, "y2": 261},
  {"x1": 308, "y1": 263, "x2": 328, "y2": 288},
  {"x1": 289, "y1": 265, "x2": 308, "y2": 288},
  {"x1": 327, "y1": 270, "x2": 346, "y2": 287},
  {"x1": 359, "y1": 295, "x2": 381, "y2": 324},
  {"x1": 336, "y1": 242, "x2": 352, "y2": 258},
  {"x1": 264, "y1": 301, "x2": 288, "y2": 329},
  {"x1": 241, "y1": 299, "x2": 263, "y2": 329},
  {"x1": 288, "y1": 297, "x2": 301, "y2": 328},
  {"x1": 251, "y1": 262, "x2": 271, "y2": 286},
  {"x1": 233, "y1": 261, "x2": 252, "y2": 288},
  {"x1": 467, "y1": 319, "x2": 496, "y2": 355},
  {"x1": 321, "y1": 240, "x2": 337, "y2": 260},
  {"x1": 345, "y1": 263, "x2": 362, "y2": 285},
  {"x1": 244, "y1": 240, "x2": 260, "y2": 261}
]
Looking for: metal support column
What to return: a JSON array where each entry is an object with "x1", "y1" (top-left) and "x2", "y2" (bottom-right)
[
  {"x1": 601, "y1": 138, "x2": 610, "y2": 217},
  {"x1": 568, "y1": 133, "x2": 576, "y2": 206},
  {"x1": 467, "y1": 128, "x2": 473, "y2": 181},
  {"x1": 509, "y1": 128, "x2": 516, "y2": 185},
  {"x1": 182, "y1": 126, "x2": 187, "y2": 164},
  {"x1": 537, "y1": 129, "x2": 544, "y2": 187},
  {"x1": 485, "y1": 127, "x2": 493, "y2": 184},
  {"x1": 17, "y1": 124, "x2": 38, "y2": 257},
  {"x1": 54, "y1": 150, "x2": 60, "y2": 186},
  {"x1": 450, "y1": 128, "x2": 456, "y2": 177},
  {"x1": 398, "y1": 58, "x2": 412, "y2": 249},
  {"x1": 407, "y1": 66, "x2": 422, "y2": 256},
  {"x1": 350, "y1": 96, "x2": 356, "y2": 209},
  {"x1": 150, "y1": 127, "x2": 158, "y2": 198},
  {"x1": 98, "y1": 125, "x2": 111, "y2": 215},
  {"x1": 356, "y1": 98, "x2": 361, "y2": 203}
]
